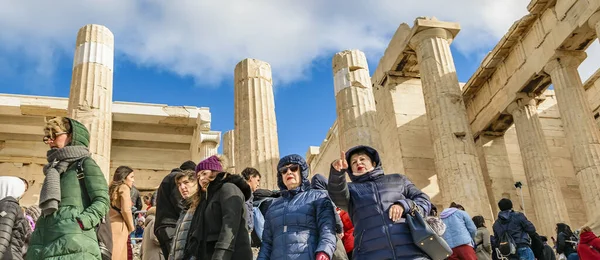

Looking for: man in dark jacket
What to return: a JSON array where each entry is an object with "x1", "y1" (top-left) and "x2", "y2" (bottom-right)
[
  {"x1": 492, "y1": 198, "x2": 537, "y2": 260},
  {"x1": 328, "y1": 145, "x2": 432, "y2": 260},
  {"x1": 154, "y1": 160, "x2": 197, "y2": 258}
]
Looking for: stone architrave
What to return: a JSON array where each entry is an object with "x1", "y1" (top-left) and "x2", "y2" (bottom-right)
[
  {"x1": 332, "y1": 50, "x2": 383, "y2": 152},
  {"x1": 223, "y1": 130, "x2": 236, "y2": 173},
  {"x1": 409, "y1": 22, "x2": 493, "y2": 221},
  {"x1": 589, "y1": 11, "x2": 600, "y2": 44},
  {"x1": 67, "y1": 24, "x2": 114, "y2": 182},
  {"x1": 234, "y1": 59, "x2": 280, "y2": 190},
  {"x1": 199, "y1": 131, "x2": 221, "y2": 161},
  {"x1": 507, "y1": 93, "x2": 570, "y2": 237},
  {"x1": 544, "y1": 50, "x2": 600, "y2": 220}
]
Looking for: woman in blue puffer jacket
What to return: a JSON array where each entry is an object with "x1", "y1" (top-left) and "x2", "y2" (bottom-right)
[
  {"x1": 328, "y1": 145, "x2": 432, "y2": 260},
  {"x1": 257, "y1": 154, "x2": 337, "y2": 260}
]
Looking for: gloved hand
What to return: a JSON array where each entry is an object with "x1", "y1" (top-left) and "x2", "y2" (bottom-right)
[{"x1": 316, "y1": 252, "x2": 330, "y2": 260}]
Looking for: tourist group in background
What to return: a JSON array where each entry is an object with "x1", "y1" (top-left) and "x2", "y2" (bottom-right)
[{"x1": 1, "y1": 117, "x2": 599, "y2": 260}]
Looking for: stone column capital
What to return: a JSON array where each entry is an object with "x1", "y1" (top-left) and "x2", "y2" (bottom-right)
[
  {"x1": 200, "y1": 131, "x2": 221, "y2": 145},
  {"x1": 588, "y1": 11, "x2": 600, "y2": 29},
  {"x1": 543, "y1": 50, "x2": 587, "y2": 74},
  {"x1": 409, "y1": 28, "x2": 455, "y2": 50},
  {"x1": 506, "y1": 93, "x2": 537, "y2": 115}
]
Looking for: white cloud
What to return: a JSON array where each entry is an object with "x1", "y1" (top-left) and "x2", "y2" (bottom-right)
[{"x1": 6, "y1": 0, "x2": 596, "y2": 89}]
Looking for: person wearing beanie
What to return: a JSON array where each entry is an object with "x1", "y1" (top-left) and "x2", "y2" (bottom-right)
[
  {"x1": 184, "y1": 156, "x2": 253, "y2": 259},
  {"x1": 327, "y1": 145, "x2": 432, "y2": 260},
  {"x1": 492, "y1": 198, "x2": 537, "y2": 260},
  {"x1": 154, "y1": 160, "x2": 197, "y2": 258}
]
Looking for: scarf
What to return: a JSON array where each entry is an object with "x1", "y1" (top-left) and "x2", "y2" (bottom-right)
[{"x1": 39, "y1": 146, "x2": 90, "y2": 216}]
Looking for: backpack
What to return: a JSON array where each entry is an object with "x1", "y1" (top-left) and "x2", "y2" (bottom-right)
[
  {"x1": 76, "y1": 157, "x2": 113, "y2": 260},
  {"x1": 497, "y1": 224, "x2": 517, "y2": 257}
]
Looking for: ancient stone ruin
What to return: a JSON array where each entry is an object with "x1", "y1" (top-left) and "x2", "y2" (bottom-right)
[{"x1": 1, "y1": 0, "x2": 599, "y2": 238}]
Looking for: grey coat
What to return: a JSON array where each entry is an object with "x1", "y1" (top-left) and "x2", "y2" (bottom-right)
[{"x1": 475, "y1": 227, "x2": 492, "y2": 260}]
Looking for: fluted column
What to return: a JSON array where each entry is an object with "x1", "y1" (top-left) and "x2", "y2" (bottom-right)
[
  {"x1": 333, "y1": 50, "x2": 382, "y2": 152},
  {"x1": 199, "y1": 131, "x2": 220, "y2": 161},
  {"x1": 507, "y1": 94, "x2": 570, "y2": 237},
  {"x1": 544, "y1": 50, "x2": 600, "y2": 220},
  {"x1": 409, "y1": 25, "x2": 493, "y2": 221},
  {"x1": 223, "y1": 130, "x2": 236, "y2": 173},
  {"x1": 67, "y1": 24, "x2": 114, "y2": 182},
  {"x1": 234, "y1": 59, "x2": 280, "y2": 190}
]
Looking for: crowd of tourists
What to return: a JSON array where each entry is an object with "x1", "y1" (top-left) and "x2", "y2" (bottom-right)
[{"x1": 1, "y1": 116, "x2": 599, "y2": 260}]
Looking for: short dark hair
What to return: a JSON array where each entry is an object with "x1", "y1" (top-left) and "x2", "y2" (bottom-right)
[
  {"x1": 241, "y1": 167, "x2": 261, "y2": 180},
  {"x1": 498, "y1": 198, "x2": 513, "y2": 211},
  {"x1": 180, "y1": 160, "x2": 197, "y2": 171},
  {"x1": 450, "y1": 202, "x2": 465, "y2": 211},
  {"x1": 472, "y1": 215, "x2": 485, "y2": 228},
  {"x1": 175, "y1": 169, "x2": 196, "y2": 183}
]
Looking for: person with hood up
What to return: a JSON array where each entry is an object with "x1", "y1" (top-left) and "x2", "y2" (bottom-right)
[
  {"x1": 556, "y1": 223, "x2": 578, "y2": 260},
  {"x1": 154, "y1": 160, "x2": 197, "y2": 258},
  {"x1": 440, "y1": 202, "x2": 477, "y2": 260},
  {"x1": 27, "y1": 117, "x2": 110, "y2": 259},
  {"x1": 492, "y1": 199, "x2": 536, "y2": 260},
  {"x1": 311, "y1": 174, "x2": 349, "y2": 260},
  {"x1": 141, "y1": 207, "x2": 163, "y2": 260},
  {"x1": 169, "y1": 169, "x2": 199, "y2": 260},
  {"x1": 0, "y1": 176, "x2": 30, "y2": 260},
  {"x1": 576, "y1": 226, "x2": 599, "y2": 260},
  {"x1": 328, "y1": 145, "x2": 432, "y2": 260},
  {"x1": 183, "y1": 155, "x2": 253, "y2": 259},
  {"x1": 257, "y1": 154, "x2": 337, "y2": 260}
]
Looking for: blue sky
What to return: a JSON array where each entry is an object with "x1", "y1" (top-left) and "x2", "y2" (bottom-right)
[{"x1": 1, "y1": 1, "x2": 598, "y2": 158}]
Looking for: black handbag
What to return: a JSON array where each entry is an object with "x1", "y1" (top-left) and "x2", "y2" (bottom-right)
[{"x1": 406, "y1": 204, "x2": 452, "y2": 260}]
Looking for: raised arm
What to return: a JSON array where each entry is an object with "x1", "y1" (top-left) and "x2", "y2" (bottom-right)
[
  {"x1": 328, "y1": 151, "x2": 351, "y2": 211},
  {"x1": 212, "y1": 183, "x2": 245, "y2": 260},
  {"x1": 76, "y1": 158, "x2": 110, "y2": 230}
]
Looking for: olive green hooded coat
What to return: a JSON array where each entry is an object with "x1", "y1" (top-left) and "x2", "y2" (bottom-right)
[{"x1": 26, "y1": 118, "x2": 110, "y2": 260}]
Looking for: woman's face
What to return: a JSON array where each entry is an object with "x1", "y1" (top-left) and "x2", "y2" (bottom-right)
[
  {"x1": 279, "y1": 164, "x2": 301, "y2": 190},
  {"x1": 125, "y1": 172, "x2": 135, "y2": 187},
  {"x1": 198, "y1": 170, "x2": 219, "y2": 188},
  {"x1": 350, "y1": 153, "x2": 374, "y2": 176},
  {"x1": 44, "y1": 132, "x2": 71, "y2": 149}
]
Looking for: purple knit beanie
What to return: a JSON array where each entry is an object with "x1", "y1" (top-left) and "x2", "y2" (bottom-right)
[{"x1": 196, "y1": 155, "x2": 223, "y2": 173}]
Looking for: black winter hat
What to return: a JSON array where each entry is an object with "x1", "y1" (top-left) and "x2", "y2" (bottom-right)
[
  {"x1": 180, "y1": 160, "x2": 197, "y2": 171},
  {"x1": 498, "y1": 198, "x2": 513, "y2": 211}
]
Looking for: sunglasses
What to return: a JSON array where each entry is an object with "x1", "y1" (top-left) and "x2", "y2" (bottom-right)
[
  {"x1": 42, "y1": 132, "x2": 67, "y2": 143},
  {"x1": 278, "y1": 164, "x2": 300, "y2": 174}
]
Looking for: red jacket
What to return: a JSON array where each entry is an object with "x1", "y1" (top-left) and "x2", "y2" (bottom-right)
[
  {"x1": 338, "y1": 208, "x2": 355, "y2": 253},
  {"x1": 577, "y1": 231, "x2": 600, "y2": 260}
]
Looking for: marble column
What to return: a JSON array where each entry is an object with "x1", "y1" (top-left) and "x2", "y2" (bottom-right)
[
  {"x1": 544, "y1": 50, "x2": 600, "y2": 220},
  {"x1": 199, "y1": 131, "x2": 220, "y2": 161},
  {"x1": 332, "y1": 50, "x2": 382, "y2": 152},
  {"x1": 223, "y1": 130, "x2": 236, "y2": 173},
  {"x1": 67, "y1": 24, "x2": 114, "y2": 182},
  {"x1": 588, "y1": 11, "x2": 600, "y2": 43},
  {"x1": 409, "y1": 24, "x2": 493, "y2": 221},
  {"x1": 234, "y1": 59, "x2": 280, "y2": 190},
  {"x1": 507, "y1": 93, "x2": 570, "y2": 237}
]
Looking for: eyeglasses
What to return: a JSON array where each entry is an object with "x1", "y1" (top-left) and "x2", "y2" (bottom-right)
[
  {"x1": 278, "y1": 164, "x2": 300, "y2": 174},
  {"x1": 43, "y1": 132, "x2": 67, "y2": 143}
]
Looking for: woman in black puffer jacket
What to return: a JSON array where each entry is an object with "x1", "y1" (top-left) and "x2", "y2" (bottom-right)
[{"x1": 0, "y1": 176, "x2": 30, "y2": 260}]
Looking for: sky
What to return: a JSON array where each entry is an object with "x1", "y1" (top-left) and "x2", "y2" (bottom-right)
[{"x1": 1, "y1": 0, "x2": 599, "y2": 158}]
